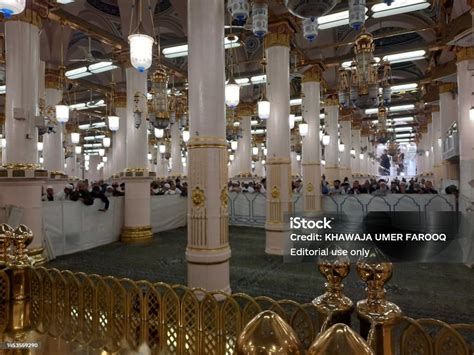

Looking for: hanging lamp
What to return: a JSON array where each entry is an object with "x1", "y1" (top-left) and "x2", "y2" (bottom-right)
[
  {"x1": 56, "y1": 24, "x2": 69, "y2": 123},
  {"x1": 128, "y1": 0, "x2": 154, "y2": 72},
  {"x1": 0, "y1": 0, "x2": 25, "y2": 18}
]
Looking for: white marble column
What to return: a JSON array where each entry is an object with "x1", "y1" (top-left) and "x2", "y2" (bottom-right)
[
  {"x1": 0, "y1": 14, "x2": 46, "y2": 264},
  {"x1": 290, "y1": 151, "x2": 299, "y2": 177},
  {"x1": 112, "y1": 92, "x2": 127, "y2": 175},
  {"x1": 238, "y1": 114, "x2": 252, "y2": 176},
  {"x1": 264, "y1": 28, "x2": 292, "y2": 255},
  {"x1": 42, "y1": 68, "x2": 64, "y2": 175},
  {"x1": 170, "y1": 122, "x2": 183, "y2": 176},
  {"x1": 456, "y1": 49, "x2": 474, "y2": 202},
  {"x1": 339, "y1": 119, "x2": 352, "y2": 180},
  {"x1": 186, "y1": 0, "x2": 230, "y2": 293},
  {"x1": 121, "y1": 68, "x2": 152, "y2": 243},
  {"x1": 427, "y1": 118, "x2": 434, "y2": 174},
  {"x1": 439, "y1": 83, "x2": 459, "y2": 181},
  {"x1": 324, "y1": 98, "x2": 339, "y2": 184},
  {"x1": 432, "y1": 108, "x2": 442, "y2": 188},
  {"x1": 351, "y1": 127, "x2": 361, "y2": 177},
  {"x1": 360, "y1": 133, "x2": 369, "y2": 177},
  {"x1": 301, "y1": 68, "x2": 321, "y2": 212}
]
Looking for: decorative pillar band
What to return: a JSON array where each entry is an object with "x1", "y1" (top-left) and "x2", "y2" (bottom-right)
[
  {"x1": 456, "y1": 47, "x2": 474, "y2": 62},
  {"x1": 325, "y1": 97, "x2": 339, "y2": 106},
  {"x1": 115, "y1": 92, "x2": 127, "y2": 108},
  {"x1": 302, "y1": 66, "x2": 323, "y2": 83},
  {"x1": 438, "y1": 83, "x2": 457, "y2": 94},
  {"x1": 187, "y1": 136, "x2": 227, "y2": 149},
  {"x1": 6, "y1": 8, "x2": 43, "y2": 27},
  {"x1": 45, "y1": 68, "x2": 62, "y2": 90},
  {"x1": 264, "y1": 32, "x2": 290, "y2": 48}
]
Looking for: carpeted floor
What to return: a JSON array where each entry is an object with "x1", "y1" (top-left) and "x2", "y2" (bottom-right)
[{"x1": 47, "y1": 226, "x2": 474, "y2": 324}]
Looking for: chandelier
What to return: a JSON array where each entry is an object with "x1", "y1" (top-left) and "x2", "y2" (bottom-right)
[
  {"x1": 148, "y1": 66, "x2": 170, "y2": 129},
  {"x1": 373, "y1": 105, "x2": 394, "y2": 144},
  {"x1": 338, "y1": 29, "x2": 392, "y2": 109}
]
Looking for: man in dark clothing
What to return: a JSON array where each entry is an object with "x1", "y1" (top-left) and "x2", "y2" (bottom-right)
[
  {"x1": 379, "y1": 149, "x2": 391, "y2": 176},
  {"x1": 70, "y1": 181, "x2": 94, "y2": 206},
  {"x1": 91, "y1": 185, "x2": 110, "y2": 211}
]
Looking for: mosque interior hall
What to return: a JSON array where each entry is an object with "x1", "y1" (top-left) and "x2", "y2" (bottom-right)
[{"x1": 0, "y1": 0, "x2": 473, "y2": 354}]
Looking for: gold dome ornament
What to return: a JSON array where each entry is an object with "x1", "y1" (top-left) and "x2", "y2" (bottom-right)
[
  {"x1": 307, "y1": 323, "x2": 374, "y2": 355},
  {"x1": 236, "y1": 310, "x2": 303, "y2": 354}
]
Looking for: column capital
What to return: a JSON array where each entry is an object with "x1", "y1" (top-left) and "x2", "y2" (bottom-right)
[
  {"x1": 339, "y1": 108, "x2": 353, "y2": 122},
  {"x1": 236, "y1": 103, "x2": 255, "y2": 117},
  {"x1": 419, "y1": 124, "x2": 428, "y2": 133},
  {"x1": 361, "y1": 126, "x2": 370, "y2": 136},
  {"x1": 456, "y1": 47, "x2": 474, "y2": 63},
  {"x1": 265, "y1": 21, "x2": 294, "y2": 49},
  {"x1": 5, "y1": 5, "x2": 43, "y2": 28},
  {"x1": 438, "y1": 82, "x2": 457, "y2": 94},
  {"x1": 324, "y1": 95, "x2": 339, "y2": 107},
  {"x1": 302, "y1": 65, "x2": 324, "y2": 83},
  {"x1": 115, "y1": 91, "x2": 127, "y2": 108},
  {"x1": 45, "y1": 68, "x2": 62, "y2": 90},
  {"x1": 352, "y1": 121, "x2": 362, "y2": 130}
]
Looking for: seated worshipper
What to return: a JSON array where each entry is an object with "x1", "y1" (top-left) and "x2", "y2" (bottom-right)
[
  {"x1": 70, "y1": 181, "x2": 94, "y2": 206},
  {"x1": 56, "y1": 184, "x2": 74, "y2": 201},
  {"x1": 321, "y1": 180, "x2": 329, "y2": 195},
  {"x1": 42, "y1": 185, "x2": 55, "y2": 201},
  {"x1": 349, "y1": 180, "x2": 362, "y2": 194},
  {"x1": 390, "y1": 181, "x2": 400, "y2": 193},
  {"x1": 422, "y1": 180, "x2": 438, "y2": 194},
  {"x1": 242, "y1": 182, "x2": 254, "y2": 193},
  {"x1": 112, "y1": 182, "x2": 125, "y2": 196},
  {"x1": 341, "y1": 181, "x2": 351, "y2": 194},
  {"x1": 151, "y1": 181, "x2": 161, "y2": 195},
  {"x1": 162, "y1": 183, "x2": 171, "y2": 194},
  {"x1": 168, "y1": 182, "x2": 182, "y2": 195},
  {"x1": 407, "y1": 181, "x2": 421, "y2": 194},
  {"x1": 329, "y1": 180, "x2": 345, "y2": 195},
  {"x1": 372, "y1": 180, "x2": 390, "y2": 196},
  {"x1": 91, "y1": 184, "x2": 110, "y2": 211},
  {"x1": 360, "y1": 180, "x2": 372, "y2": 194},
  {"x1": 180, "y1": 182, "x2": 188, "y2": 197},
  {"x1": 399, "y1": 181, "x2": 407, "y2": 194},
  {"x1": 445, "y1": 184, "x2": 459, "y2": 198},
  {"x1": 105, "y1": 185, "x2": 114, "y2": 197},
  {"x1": 229, "y1": 181, "x2": 242, "y2": 193}
]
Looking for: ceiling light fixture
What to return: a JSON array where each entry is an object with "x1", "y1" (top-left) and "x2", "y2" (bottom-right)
[
  {"x1": 372, "y1": 0, "x2": 430, "y2": 18},
  {"x1": 128, "y1": 0, "x2": 154, "y2": 72}
]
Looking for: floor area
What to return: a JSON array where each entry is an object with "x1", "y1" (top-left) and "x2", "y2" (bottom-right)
[{"x1": 47, "y1": 226, "x2": 474, "y2": 324}]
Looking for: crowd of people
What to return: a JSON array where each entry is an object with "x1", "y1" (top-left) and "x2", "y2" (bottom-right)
[
  {"x1": 322, "y1": 176, "x2": 444, "y2": 196},
  {"x1": 42, "y1": 178, "x2": 188, "y2": 211}
]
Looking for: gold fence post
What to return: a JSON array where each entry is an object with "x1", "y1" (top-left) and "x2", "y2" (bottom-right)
[
  {"x1": 236, "y1": 310, "x2": 304, "y2": 354},
  {"x1": 312, "y1": 248, "x2": 354, "y2": 331},
  {"x1": 355, "y1": 249, "x2": 401, "y2": 355}
]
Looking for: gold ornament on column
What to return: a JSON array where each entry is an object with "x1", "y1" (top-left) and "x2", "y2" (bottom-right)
[
  {"x1": 191, "y1": 186, "x2": 206, "y2": 208},
  {"x1": 271, "y1": 185, "x2": 280, "y2": 199},
  {"x1": 220, "y1": 185, "x2": 228, "y2": 209}
]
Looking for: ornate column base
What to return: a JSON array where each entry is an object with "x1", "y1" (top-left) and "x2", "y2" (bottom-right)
[
  {"x1": 186, "y1": 246, "x2": 231, "y2": 294},
  {"x1": 120, "y1": 172, "x2": 153, "y2": 244},
  {"x1": 121, "y1": 225, "x2": 153, "y2": 243},
  {"x1": 302, "y1": 162, "x2": 322, "y2": 213}
]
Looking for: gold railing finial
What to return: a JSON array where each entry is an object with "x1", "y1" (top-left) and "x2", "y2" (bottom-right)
[{"x1": 236, "y1": 310, "x2": 303, "y2": 354}]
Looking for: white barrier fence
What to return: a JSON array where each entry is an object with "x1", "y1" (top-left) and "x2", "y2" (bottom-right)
[{"x1": 12, "y1": 193, "x2": 457, "y2": 258}]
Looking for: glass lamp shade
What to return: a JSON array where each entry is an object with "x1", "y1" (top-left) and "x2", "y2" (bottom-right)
[
  {"x1": 75, "y1": 146, "x2": 82, "y2": 154},
  {"x1": 289, "y1": 114, "x2": 295, "y2": 129},
  {"x1": 359, "y1": 153, "x2": 364, "y2": 160},
  {"x1": 71, "y1": 132, "x2": 80, "y2": 144},
  {"x1": 147, "y1": 153, "x2": 153, "y2": 160},
  {"x1": 103, "y1": 137, "x2": 111, "y2": 148},
  {"x1": 263, "y1": 147, "x2": 267, "y2": 155},
  {"x1": 182, "y1": 130, "x2": 190, "y2": 143},
  {"x1": 225, "y1": 78, "x2": 240, "y2": 108},
  {"x1": 39, "y1": 156, "x2": 44, "y2": 164},
  {"x1": 299, "y1": 122, "x2": 309, "y2": 137},
  {"x1": 261, "y1": 159, "x2": 266, "y2": 165},
  {"x1": 108, "y1": 115, "x2": 120, "y2": 131},
  {"x1": 159, "y1": 144, "x2": 166, "y2": 154},
  {"x1": 55, "y1": 104, "x2": 70, "y2": 123},
  {"x1": 84, "y1": 154, "x2": 90, "y2": 161},
  {"x1": 470, "y1": 107, "x2": 474, "y2": 121},
  {"x1": 231, "y1": 140, "x2": 238, "y2": 150},
  {"x1": 296, "y1": 154, "x2": 301, "y2": 161},
  {"x1": 0, "y1": 138, "x2": 6, "y2": 149},
  {"x1": 154, "y1": 128, "x2": 164, "y2": 138},
  {"x1": 229, "y1": 154, "x2": 235, "y2": 161},
  {"x1": 128, "y1": 33, "x2": 154, "y2": 72},
  {"x1": 98, "y1": 148, "x2": 105, "y2": 157},
  {"x1": 338, "y1": 142, "x2": 345, "y2": 152},
  {"x1": 350, "y1": 148, "x2": 356, "y2": 156},
  {"x1": 425, "y1": 150, "x2": 429, "y2": 157},
  {"x1": 103, "y1": 156, "x2": 108, "y2": 162},
  {"x1": 321, "y1": 159, "x2": 326, "y2": 166},
  {"x1": 252, "y1": 146, "x2": 259, "y2": 155},
  {"x1": 0, "y1": 0, "x2": 26, "y2": 18},
  {"x1": 258, "y1": 98, "x2": 270, "y2": 119},
  {"x1": 322, "y1": 134, "x2": 330, "y2": 146},
  {"x1": 37, "y1": 142, "x2": 43, "y2": 151}
]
